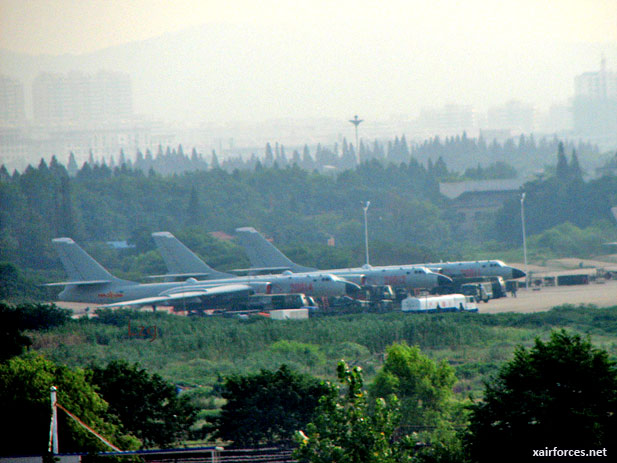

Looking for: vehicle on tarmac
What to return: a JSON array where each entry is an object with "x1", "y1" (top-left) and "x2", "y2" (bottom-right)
[
  {"x1": 401, "y1": 294, "x2": 478, "y2": 313},
  {"x1": 460, "y1": 282, "x2": 492, "y2": 303}
]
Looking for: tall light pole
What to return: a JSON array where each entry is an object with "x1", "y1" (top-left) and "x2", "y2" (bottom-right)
[
  {"x1": 521, "y1": 192, "x2": 528, "y2": 288},
  {"x1": 349, "y1": 115, "x2": 363, "y2": 164},
  {"x1": 50, "y1": 386, "x2": 58, "y2": 454},
  {"x1": 363, "y1": 201, "x2": 371, "y2": 266}
]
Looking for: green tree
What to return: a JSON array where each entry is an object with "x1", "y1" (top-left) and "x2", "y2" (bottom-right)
[
  {"x1": 0, "y1": 261, "x2": 21, "y2": 300},
  {"x1": 0, "y1": 355, "x2": 138, "y2": 455},
  {"x1": 89, "y1": 360, "x2": 196, "y2": 448},
  {"x1": 0, "y1": 303, "x2": 32, "y2": 361},
  {"x1": 369, "y1": 343, "x2": 465, "y2": 463},
  {"x1": 185, "y1": 186, "x2": 204, "y2": 227},
  {"x1": 0, "y1": 303, "x2": 70, "y2": 362},
  {"x1": 294, "y1": 361, "x2": 415, "y2": 463},
  {"x1": 465, "y1": 330, "x2": 617, "y2": 462},
  {"x1": 370, "y1": 343, "x2": 457, "y2": 429},
  {"x1": 555, "y1": 141, "x2": 569, "y2": 179},
  {"x1": 214, "y1": 364, "x2": 331, "y2": 447}
]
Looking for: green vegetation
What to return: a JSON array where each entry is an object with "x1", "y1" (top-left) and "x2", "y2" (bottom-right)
[
  {"x1": 3, "y1": 304, "x2": 617, "y2": 457},
  {"x1": 294, "y1": 361, "x2": 414, "y2": 463},
  {"x1": 0, "y1": 355, "x2": 140, "y2": 454},
  {"x1": 213, "y1": 364, "x2": 332, "y2": 447},
  {"x1": 25, "y1": 304, "x2": 617, "y2": 397},
  {"x1": 369, "y1": 344, "x2": 466, "y2": 462},
  {"x1": 465, "y1": 330, "x2": 617, "y2": 461},
  {"x1": 496, "y1": 142, "x2": 617, "y2": 244},
  {"x1": 89, "y1": 360, "x2": 197, "y2": 448},
  {"x1": 0, "y1": 302, "x2": 71, "y2": 361},
  {"x1": 370, "y1": 344, "x2": 458, "y2": 430}
]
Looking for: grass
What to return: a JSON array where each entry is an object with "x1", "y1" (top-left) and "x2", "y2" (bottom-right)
[{"x1": 28, "y1": 304, "x2": 617, "y2": 399}]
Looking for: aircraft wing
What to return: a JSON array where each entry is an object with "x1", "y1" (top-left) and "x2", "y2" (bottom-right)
[
  {"x1": 100, "y1": 283, "x2": 254, "y2": 308},
  {"x1": 44, "y1": 280, "x2": 112, "y2": 286}
]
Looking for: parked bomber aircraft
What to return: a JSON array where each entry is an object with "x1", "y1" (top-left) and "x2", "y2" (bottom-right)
[
  {"x1": 151, "y1": 232, "x2": 362, "y2": 299},
  {"x1": 422, "y1": 260, "x2": 526, "y2": 280},
  {"x1": 232, "y1": 228, "x2": 453, "y2": 291},
  {"x1": 47, "y1": 237, "x2": 360, "y2": 308},
  {"x1": 234, "y1": 227, "x2": 524, "y2": 286}
]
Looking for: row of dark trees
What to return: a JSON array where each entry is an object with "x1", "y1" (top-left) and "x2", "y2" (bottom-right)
[
  {"x1": 56, "y1": 133, "x2": 596, "y2": 179},
  {"x1": 0, "y1": 154, "x2": 449, "y2": 272},
  {"x1": 1, "y1": 137, "x2": 615, "y2": 279},
  {"x1": 496, "y1": 142, "x2": 617, "y2": 242}
]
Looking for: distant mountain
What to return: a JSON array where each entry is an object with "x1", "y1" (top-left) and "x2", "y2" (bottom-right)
[{"x1": 1, "y1": 24, "x2": 616, "y2": 124}]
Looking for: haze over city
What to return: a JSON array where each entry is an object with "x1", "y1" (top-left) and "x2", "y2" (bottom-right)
[{"x1": 1, "y1": 0, "x2": 616, "y2": 125}]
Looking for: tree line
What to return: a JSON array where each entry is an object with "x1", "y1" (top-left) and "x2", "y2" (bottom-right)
[
  {"x1": 1, "y1": 138, "x2": 615, "y2": 290},
  {"x1": 496, "y1": 142, "x2": 617, "y2": 244},
  {"x1": 48, "y1": 133, "x2": 596, "y2": 178}
]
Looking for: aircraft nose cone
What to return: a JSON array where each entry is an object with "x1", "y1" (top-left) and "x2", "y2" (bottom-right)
[
  {"x1": 345, "y1": 282, "x2": 362, "y2": 296},
  {"x1": 437, "y1": 274, "x2": 453, "y2": 286},
  {"x1": 512, "y1": 268, "x2": 526, "y2": 279}
]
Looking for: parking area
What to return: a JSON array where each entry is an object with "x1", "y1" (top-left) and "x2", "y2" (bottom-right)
[{"x1": 481, "y1": 279, "x2": 617, "y2": 314}]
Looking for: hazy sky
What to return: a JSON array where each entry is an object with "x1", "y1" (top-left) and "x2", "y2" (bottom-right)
[
  {"x1": 2, "y1": 0, "x2": 616, "y2": 55},
  {"x1": 1, "y1": 0, "x2": 617, "y2": 123}
]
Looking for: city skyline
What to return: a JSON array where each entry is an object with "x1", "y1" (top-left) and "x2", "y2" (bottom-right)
[{"x1": 1, "y1": 1, "x2": 616, "y2": 126}]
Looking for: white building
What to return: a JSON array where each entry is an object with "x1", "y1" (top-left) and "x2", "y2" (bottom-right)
[
  {"x1": 0, "y1": 75, "x2": 25, "y2": 123},
  {"x1": 572, "y1": 58, "x2": 617, "y2": 146},
  {"x1": 32, "y1": 71, "x2": 133, "y2": 125}
]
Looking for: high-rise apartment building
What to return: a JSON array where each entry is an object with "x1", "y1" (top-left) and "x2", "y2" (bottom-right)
[
  {"x1": 32, "y1": 71, "x2": 133, "y2": 125},
  {"x1": 572, "y1": 58, "x2": 617, "y2": 143},
  {"x1": 0, "y1": 75, "x2": 26, "y2": 123}
]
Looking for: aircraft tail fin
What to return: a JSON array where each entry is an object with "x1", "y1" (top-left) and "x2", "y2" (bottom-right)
[
  {"x1": 234, "y1": 227, "x2": 317, "y2": 273},
  {"x1": 52, "y1": 238, "x2": 120, "y2": 284},
  {"x1": 151, "y1": 231, "x2": 234, "y2": 279}
]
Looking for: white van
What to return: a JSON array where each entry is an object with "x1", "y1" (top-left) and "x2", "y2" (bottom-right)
[{"x1": 401, "y1": 294, "x2": 478, "y2": 313}]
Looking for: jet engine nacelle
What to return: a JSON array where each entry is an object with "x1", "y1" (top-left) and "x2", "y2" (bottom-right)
[{"x1": 249, "y1": 281, "x2": 273, "y2": 294}]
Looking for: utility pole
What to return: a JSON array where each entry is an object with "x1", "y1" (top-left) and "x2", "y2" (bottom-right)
[
  {"x1": 349, "y1": 115, "x2": 363, "y2": 164},
  {"x1": 363, "y1": 201, "x2": 371, "y2": 266},
  {"x1": 50, "y1": 386, "x2": 58, "y2": 454},
  {"x1": 521, "y1": 192, "x2": 528, "y2": 288}
]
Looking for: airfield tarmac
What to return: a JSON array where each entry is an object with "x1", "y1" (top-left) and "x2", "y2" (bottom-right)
[
  {"x1": 53, "y1": 257, "x2": 617, "y2": 317},
  {"x1": 55, "y1": 280, "x2": 617, "y2": 317},
  {"x1": 480, "y1": 279, "x2": 617, "y2": 314}
]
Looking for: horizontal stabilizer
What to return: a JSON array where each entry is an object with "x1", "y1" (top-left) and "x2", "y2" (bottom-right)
[
  {"x1": 147, "y1": 273, "x2": 210, "y2": 279},
  {"x1": 230, "y1": 266, "x2": 291, "y2": 273},
  {"x1": 44, "y1": 279, "x2": 112, "y2": 287}
]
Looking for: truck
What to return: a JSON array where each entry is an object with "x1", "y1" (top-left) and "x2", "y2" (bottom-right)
[
  {"x1": 557, "y1": 274, "x2": 590, "y2": 286},
  {"x1": 364, "y1": 284, "x2": 395, "y2": 312},
  {"x1": 460, "y1": 282, "x2": 492, "y2": 302},
  {"x1": 247, "y1": 293, "x2": 319, "y2": 311}
]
